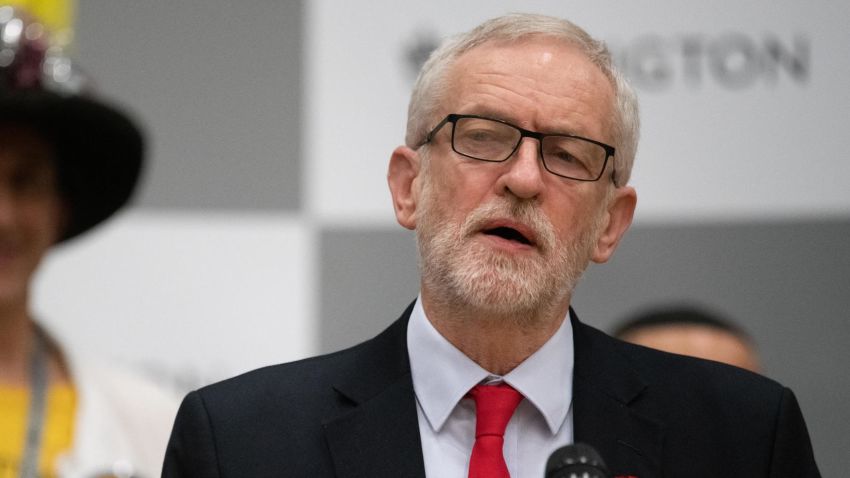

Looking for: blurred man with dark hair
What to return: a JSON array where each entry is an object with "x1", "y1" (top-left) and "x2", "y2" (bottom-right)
[
  {"x1": 0, "y1": 6, "x2": 177, "y2": 477},
  {"x1": 614, "y1": 306, "x2": 761, "y2": 373}
]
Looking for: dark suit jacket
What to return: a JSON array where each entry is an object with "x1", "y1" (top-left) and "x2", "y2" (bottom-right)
[{"x1": 162, "y1": 304, "x2": 820, "y2": 477}]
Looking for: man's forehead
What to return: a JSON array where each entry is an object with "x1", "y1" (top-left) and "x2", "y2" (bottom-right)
[
  {"x1": 445, "y1": 36, "x2": 610, "y2": 95},
  {"x1": 453, "y1": 35, "x2": 592, "y2": 70},
  {"x1": 442, "y1": 37, "x2": 615, "y2": 137}
]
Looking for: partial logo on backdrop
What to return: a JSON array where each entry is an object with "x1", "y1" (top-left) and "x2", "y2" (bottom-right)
[
  {"x1": 403, "y1": 30, "x2": 440, "y2": 81},
  {"x1": 402, "y1": 30, "x2": 810, "y2": 93},
  {"x1": 611, "y1": 33, "x2": 810, "y2": 92}
]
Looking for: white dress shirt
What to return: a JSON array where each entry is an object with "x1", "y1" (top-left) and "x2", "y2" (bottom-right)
[{"x1": 407, "y1": 297, "x2": 574, "y2": 478}]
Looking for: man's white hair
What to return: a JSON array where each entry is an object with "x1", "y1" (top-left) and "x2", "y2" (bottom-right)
[{"x1": 405, "y1": 13, "x2": 640, "y2": 186}]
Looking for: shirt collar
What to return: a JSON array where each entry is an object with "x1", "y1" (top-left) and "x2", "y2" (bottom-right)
[
  {"x1": 407, "y1": 296, "x2": 574, "y2": 435},
  {"x1": 502, "y1": 310, "x2": 574, "y2": 434}
]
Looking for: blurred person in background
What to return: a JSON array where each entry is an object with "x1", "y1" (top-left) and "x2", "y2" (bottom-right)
[
  {"x1": 0, "y1": 4, "x2": 177, "y2": 477},
  {"x1": 613, "y1": 305, "x2": 761, "y2": 373}
]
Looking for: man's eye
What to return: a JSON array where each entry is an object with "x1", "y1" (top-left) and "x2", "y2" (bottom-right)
[
  {"x1": 465, "y1": 129, "x2": 498, "y2": 142},
  {"x1": 551, "y1": 150, "x2": 578, "y2": 163}
]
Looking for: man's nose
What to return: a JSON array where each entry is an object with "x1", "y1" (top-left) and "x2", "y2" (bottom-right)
[{"x1": 496, "y1": 138, "x2": 545, "y2": 199}]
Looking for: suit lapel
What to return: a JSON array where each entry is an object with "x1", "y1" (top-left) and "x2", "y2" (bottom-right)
[
  {"x1": 320, "y1": 306, "x2": 665, "y2": 477},
  {"x1": 323, "y1": 304, "x2": 426, "y2": 478},
  {"x1": 571, "y1": 311, "x2": 664, "y2": 478}
]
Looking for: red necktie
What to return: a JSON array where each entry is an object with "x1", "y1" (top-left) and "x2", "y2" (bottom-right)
[{"x1": 467, "y1": 383, "x2": 524, "y2": 478}]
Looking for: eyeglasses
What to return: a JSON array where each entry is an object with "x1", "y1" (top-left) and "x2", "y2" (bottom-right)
[{"x1": 419, "y1": 114, "x2": 616, "y2": 182}]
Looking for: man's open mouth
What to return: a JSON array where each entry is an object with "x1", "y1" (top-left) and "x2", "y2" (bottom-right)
[{"x1": 482, "y1": 226, "x2": 533, "y2": 246}]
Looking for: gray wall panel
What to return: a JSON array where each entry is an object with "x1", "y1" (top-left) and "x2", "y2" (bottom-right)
[
  {"x1": 319, "y1": 227, "x2": 419, "y2": 353},
  {"x1": 76, "y1": 1, "x2": 303, "y2": 210}
]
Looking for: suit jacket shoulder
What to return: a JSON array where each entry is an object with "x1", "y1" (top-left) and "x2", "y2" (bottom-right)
[
  {"x1": 571, "y1": 316, "x2": 820, "y2": 477},
  {"x1": 163, "y1": 304, "x2": 425, "y2": 478}
]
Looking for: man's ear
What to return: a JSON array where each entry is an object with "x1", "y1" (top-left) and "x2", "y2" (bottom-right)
[
  {"x1": 591, "y1": 186, "x2": 637, "y2": 263},
  {"x1": 387, "y1": 145, "x2": 421, "y2": 230}
]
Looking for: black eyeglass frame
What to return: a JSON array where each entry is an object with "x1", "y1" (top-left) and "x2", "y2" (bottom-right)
[{"x1": 419, "y1": 113, "x2": 617, "y2": 183}]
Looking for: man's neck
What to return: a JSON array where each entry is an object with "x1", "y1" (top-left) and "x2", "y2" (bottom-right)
[{"x1": 420, "y1": 290, "x2": 570, "y2": 376}]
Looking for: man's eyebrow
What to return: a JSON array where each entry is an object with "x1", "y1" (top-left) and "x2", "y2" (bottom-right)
[
  {"x1": 457, "y1": 108, "x2": 513, "y2": 124},
  {"x1": 457, "y1": 109, "x2": 584, "y2": 137}
]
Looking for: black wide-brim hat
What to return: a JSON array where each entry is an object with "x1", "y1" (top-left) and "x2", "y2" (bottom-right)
[{"x1": 0, "y1": 89, "x2": 144, "y2": 242}]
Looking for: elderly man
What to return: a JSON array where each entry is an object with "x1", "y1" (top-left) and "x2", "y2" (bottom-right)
[{"x1": 164, "y1": 13, "x2": 819, "y2": 477}]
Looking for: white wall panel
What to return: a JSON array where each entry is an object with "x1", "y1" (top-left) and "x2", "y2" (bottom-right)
[
  {"x1": 306, "y1": 0, "x2": 850, "y2": 224},
  {"x1": 32, "y1": 212, "x2": 316, "y2": 389}
]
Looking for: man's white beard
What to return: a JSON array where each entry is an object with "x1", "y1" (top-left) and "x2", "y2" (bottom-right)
[{"x1": 415, "y1": 173, "x2": 605, "y2": 320}]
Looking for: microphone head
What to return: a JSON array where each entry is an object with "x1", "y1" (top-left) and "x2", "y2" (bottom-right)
[{"x1": 545, "y1": 443, "x2": 610, "y2": 478}]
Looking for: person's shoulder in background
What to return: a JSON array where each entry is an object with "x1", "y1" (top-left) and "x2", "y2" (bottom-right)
[
  {"x1": 606, "y1": 327, "x2": 818, "y2": 477},
  {"x1": 61, "y1": 348, "x2": 181, "y2": 478}
]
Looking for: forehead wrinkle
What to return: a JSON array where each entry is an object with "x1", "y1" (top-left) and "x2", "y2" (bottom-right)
[
  {"x1": 445, "y1": 40, "x2": 616, "y2": 143},
  {"x1": 456, "y1": 75, "x2": 610, "y2": 139}
]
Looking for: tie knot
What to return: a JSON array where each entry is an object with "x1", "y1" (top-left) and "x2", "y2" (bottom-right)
[{"x1": 468, "y1": 383, "x2": 523, "y2": 438}]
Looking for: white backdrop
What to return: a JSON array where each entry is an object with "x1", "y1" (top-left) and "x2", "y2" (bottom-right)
[
  {"x1": 306, "y1": 0, "x2": 850, "y2": 224},
  {"x1": 34, "y1": 212, "x2": 316, "y2": 389}
]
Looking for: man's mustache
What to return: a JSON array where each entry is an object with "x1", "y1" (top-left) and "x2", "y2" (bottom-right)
[{"x1": 459, "y1": 199, "x2": 557, "y2": 253}]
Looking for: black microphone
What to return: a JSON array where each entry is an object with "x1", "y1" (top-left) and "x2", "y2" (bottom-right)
[{"x1": 545, "y1": 443, "x2": 610, "y2": 478}]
